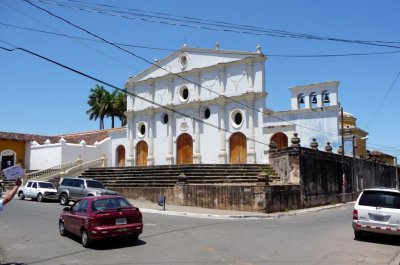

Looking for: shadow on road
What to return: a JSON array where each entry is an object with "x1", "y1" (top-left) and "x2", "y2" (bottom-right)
[
  {"x1": 66, "y1": 233, "x2": 146, "y2": 250},
  {"x1": 355, "y1": 232, "x2": 400, "y2": 246}
]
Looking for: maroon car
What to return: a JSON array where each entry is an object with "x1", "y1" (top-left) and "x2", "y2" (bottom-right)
[{"x1": 59, "y1": 195, "x2": 143, "y2": 247}]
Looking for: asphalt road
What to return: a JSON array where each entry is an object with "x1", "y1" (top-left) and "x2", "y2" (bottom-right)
[{"x1": 1, "y1": 199, "x2": 400, "y2": 265}]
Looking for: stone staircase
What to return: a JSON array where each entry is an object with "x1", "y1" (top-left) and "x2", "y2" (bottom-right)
[{"x1": 78, "y1": 164, "x2": 279, "y2": 188}]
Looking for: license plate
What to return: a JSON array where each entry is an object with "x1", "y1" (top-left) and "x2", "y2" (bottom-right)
[{"x1": 116, "y1": 218, "x2": 127, "y2": 225}]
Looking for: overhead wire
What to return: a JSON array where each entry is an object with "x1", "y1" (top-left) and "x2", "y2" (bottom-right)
[
  {"x1": 0, "y1": 40, "x2": 268, "y2": 147},
  {"x1": 34, "y1": 0, "x2": 400, "y2": 49},
  {"x1": 3, "y1": 21, "x2": 400, "y2": 58},
  {"x1": 22, "y1": 0, "x2": 342, "y2": 137}
]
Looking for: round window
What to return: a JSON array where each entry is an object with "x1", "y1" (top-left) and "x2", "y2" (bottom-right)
[
  {"x1": 137, "y1": 122, "x2": 146, "y2": 137},
  {"x1": 179, "y1": 54, "x2": 188, "y2": 69},
  {"x1": 204, "y1": 108, "x2": 211, "y2": 119},
  {"x1": 231, "y1": 109, "x2": 244, "y2": 129},
  {"x1": 179, "y1": 85, "x2": 190, "y2": 103}
]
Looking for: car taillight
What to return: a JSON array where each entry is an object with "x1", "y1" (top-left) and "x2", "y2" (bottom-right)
[
  {"x1": 353, "y1": 209, "x2": 358, "y2": 220},
  {"x1": 89, "y1": 219, "x2": 103, "y2": 227}
]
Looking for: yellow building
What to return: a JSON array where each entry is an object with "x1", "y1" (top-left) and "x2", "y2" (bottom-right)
[{"x1": 339, "y1": 111, "x2": 368, "y2": 158}]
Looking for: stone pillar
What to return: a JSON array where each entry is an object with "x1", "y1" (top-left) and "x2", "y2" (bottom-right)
[
  {"x1": 218, "y1": 66, "x2": 226, "y2": 95},
  {"x1": 193, "y1": 103, "x2": 201, "y2": 164},
  {"x1": 166, "y1": 110, "x2": 174, "y2": 165},
  {"x1": 126, "y1": 112, "x2": 135, "y2": 166},
  {"x1": 246, "y1": 61, "x2": 254, "y2": 90},
  {"x1": 167, "y1": 75, "x2": 174, "y2": 105},
  {"x1": 218, "y1": 100, "x2": 227, "y2": 163},
  {"x1": 147, "y1": 108, "x2": 155, "y2": 165},
  {"x1": 246, "y1": 93, "x2": 256, "y2": 163}
]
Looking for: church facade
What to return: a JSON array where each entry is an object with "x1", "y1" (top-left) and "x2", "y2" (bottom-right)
[{"x1": 124, "y1": 44, "x2": 341, "y2": 166}]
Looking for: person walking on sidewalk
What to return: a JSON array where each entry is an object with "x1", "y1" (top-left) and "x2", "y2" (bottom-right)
[{"x1": 0, "y1": 178, "x2": 22, "y2": 212}]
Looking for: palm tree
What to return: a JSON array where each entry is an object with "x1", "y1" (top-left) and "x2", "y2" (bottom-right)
[
  {"x1": 87, "y1": 85, "x2": 110, "y2": 130},
  {"x1": 113, "y1": 89, "x2": 127, "y2": 127}
]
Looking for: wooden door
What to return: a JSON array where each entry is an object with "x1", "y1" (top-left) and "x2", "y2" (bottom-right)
[
  {"x1": 271, "y1": 132, "x2": 288, "y2": 149},
  {"x1": 176, "y1": 133, "x2": 193, "y2": 164},
  {"x1": 229, "y1": 132, "x2": 247, "y2": 164},
  {"x1": 116, "y1": 145, "x2": 125, "y2": 167},
  {"x1": 136, "y1": 141, "x2": 148, "y2": 166}
]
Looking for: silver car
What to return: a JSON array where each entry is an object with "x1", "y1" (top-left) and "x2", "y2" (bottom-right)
[{"x1": 352, "y1": 188, "x2": 400, "y2": 239}]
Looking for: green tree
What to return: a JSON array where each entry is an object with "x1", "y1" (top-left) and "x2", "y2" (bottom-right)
[
  {"x1": 86, "y1": 85, "x2": 110, "y2": 130},
  {"x1": 113, "y1": 89, "x2": 127, "y2": 127}
]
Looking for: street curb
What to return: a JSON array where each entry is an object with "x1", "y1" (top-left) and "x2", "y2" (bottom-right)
[{"x1": 139, "y1": 202, "x2": 353, "y2": 219}]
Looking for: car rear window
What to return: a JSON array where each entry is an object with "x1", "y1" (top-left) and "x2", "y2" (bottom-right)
[
  {"x1": 38, "y1": 182, "x2": 55, "y2": 189},
  {"x1": 359, "y1": 190, "x2": 400, "y2": 209},
  {"x1": 92, "y1": 198, "x2": 133, "y2": 211},
  {"x1": 86, "y1": 180, "x2": 105, "y2": 189}
]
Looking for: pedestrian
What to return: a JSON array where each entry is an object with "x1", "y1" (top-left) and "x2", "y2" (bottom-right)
[{"x1": 0, "y1": 178, "x2": 22, "y2": 211}]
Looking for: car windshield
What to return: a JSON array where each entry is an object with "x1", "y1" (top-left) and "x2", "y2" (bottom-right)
[
  {"x1": 86, "y1": 180, "x2": 105, "y2": 189},
  {"x1": 359, "y1": 190, "x2": 400, "y2": 209},
  {"x1": 38, "y1": 182, "x2": 55, "y2": 189},
  {"x1": 92, "y1": 198, "x2": 133, "y2": 211}
]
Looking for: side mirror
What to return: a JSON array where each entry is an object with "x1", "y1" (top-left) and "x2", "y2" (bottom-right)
[{"x1": 63, "y1": 207, "x2": 70, "y2": 212}]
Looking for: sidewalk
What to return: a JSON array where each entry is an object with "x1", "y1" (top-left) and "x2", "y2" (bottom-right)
[{"x1": 129, "y1": 198, "x2": 352, "y2": 219}]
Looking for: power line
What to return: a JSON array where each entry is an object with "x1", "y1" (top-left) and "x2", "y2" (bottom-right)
[
  {"x1": 364, "y1": 70, "x2": 400, "y2": 129},
  {"x1": 34, "y1": 0, "x2": 400, "y2": 49},
  {"x1": 0, "y1": 41, "x2": 269, "y2": 147},
  {"x1": 21, "y1": 0, "x2": 343, "y2": 137},
  {"x1": 3, "y1": 21, "x2": 400, "y2": 58}
]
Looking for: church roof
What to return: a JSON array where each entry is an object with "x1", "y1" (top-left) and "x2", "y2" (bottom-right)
[{"x1": 0, "y1": 128, "x2": 125, "y2": 145}]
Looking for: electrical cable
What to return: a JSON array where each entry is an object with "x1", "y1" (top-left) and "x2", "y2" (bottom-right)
[
  {"x1": 34, "y1": 0, "x2": 400, "y2": 49},
  {"x1": 3, "y1": 21, "x2": 400, "y2": 58},
  {"x1": 0, "y1": 40, "x2": 269, "y2": 147},
  {"x1": 22, "y1": 0, "x2": 341, "y2": 137}
]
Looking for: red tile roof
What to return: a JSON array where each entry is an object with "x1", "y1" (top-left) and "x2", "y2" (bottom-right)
[{"x1": 0, "y1": 128, "x2": 125, "y2": 145}]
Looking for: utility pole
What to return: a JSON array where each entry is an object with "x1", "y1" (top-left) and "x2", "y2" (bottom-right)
[{"x1": 341, "y1": 106, "x2": 346, "y2": 203}]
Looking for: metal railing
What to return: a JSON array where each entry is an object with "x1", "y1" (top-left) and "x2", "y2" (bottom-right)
[
  {"x1": 62, "y1": 156, "x2": 107, "y2": 178},
  {"x1": 27, "y1": 159, "x2": 82, "y2": 181}
]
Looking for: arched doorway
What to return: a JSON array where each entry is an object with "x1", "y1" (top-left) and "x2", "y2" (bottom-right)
[
  {"x1": 229, "y1": 132, "x2": 247, "y2": 164},
  {"x1": 1, "y1": 150, "x2": 15, "y2": 170},
  {"x1": 270, "y1": 132, "x2": 288, "y2": 149},
  {"x1": 136, "y1": 141, "x2": 148, "y2": 166},
  {"x1": 176, "y1": 133, "x2": 193, "y2": 164},
  {"x1": 116, "y1": 145, "x2": 125, "y2": 167}
]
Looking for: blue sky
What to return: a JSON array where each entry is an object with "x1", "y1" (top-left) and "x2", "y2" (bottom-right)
[{"x1": 1, "y1": 0, "x2": 399, "y2": 159}]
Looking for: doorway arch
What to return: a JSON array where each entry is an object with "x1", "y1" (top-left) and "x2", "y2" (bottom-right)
[
  {"x1": 229, "y1": 132, "x2": 247, "y2": 164},
  {"x1": 270, "y1": 132, "x2": 288, "y2": 149},
  {"x1": 1, "y1": 149, "x2": 16, "y2": 170},
  {"x1": 116, "y1": 145, "x2": 126, "y2": 167},
  {"x1": 176, "y1": 133, "x2": 193, "y2": 164},
  {"x1": 136, "y1": 141, "x2": 148, "y2": 166}
]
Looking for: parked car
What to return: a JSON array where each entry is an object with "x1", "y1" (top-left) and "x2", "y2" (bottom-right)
[
  {"x1": 17, "y1": 180, "x2": 58, "y2": 202},
  {"x1": 58, "y1": 195, "x2": 143, "y2": 247},
  {"x1": 352, "y1": 188, "x2": 400, "y2": 239},
  {"x1": 57, "y1": 177, "x2": 118, "y2": 205}
]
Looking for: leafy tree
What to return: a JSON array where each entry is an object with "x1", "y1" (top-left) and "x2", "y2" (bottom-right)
[
  {"x1": 87, "y1": 85, "x2": 127, "y2": 129},
  {"x1": 87, "y1": 85, "x2": 110, "y2": 130}
]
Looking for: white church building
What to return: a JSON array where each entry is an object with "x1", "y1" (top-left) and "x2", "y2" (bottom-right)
[
  {"x1": 123, "y1": 44, "x2": 341, "y2": 167},
  {"x1": 1, "y1": 44, "x2": 343, "y2": 172}
]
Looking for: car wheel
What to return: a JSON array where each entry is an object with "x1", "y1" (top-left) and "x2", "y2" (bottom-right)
[
  {"x1": 59, "y1": 221, "x2": 67, "y2": 236},
  {"x1": 60, "y1": 194, "x2": 68, "y2": 205},
  {"x1": 81, "y1": 229, "x2": 91, "y2": 248},
  {"x1": 37, "y1": 193, "x2": 43, "y2": 202},
  {"x1": 354, "y1": 230, "x2": 364, "y2": 240},
  {"x1": 130, "y1": 234, "x2": 139, "y2": 242},
  {"x1": 18, "y1": 191, "x2": 25, "y2": 200}
]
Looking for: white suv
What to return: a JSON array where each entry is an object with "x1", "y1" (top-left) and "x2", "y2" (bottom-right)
[
  {"x1": 352, "y1": 188, "x2": 400, "y2": 239},
  {"x1": 18, "y1": 180, "x2": 58, "y2": 202}
]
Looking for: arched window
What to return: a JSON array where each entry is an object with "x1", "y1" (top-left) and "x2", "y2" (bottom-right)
[
  {"x1": 322, "y1": 90, "x2": 330, "y2": 106},
  {"x1": 271, "y1": 132, "x2": 288, "y2": 149},
  {"x1": 310, "y1": 92, "x2": 318, "y2": 108},
  {"x1": 297, "y1": 94, "x2": 305, "y2": 109}
]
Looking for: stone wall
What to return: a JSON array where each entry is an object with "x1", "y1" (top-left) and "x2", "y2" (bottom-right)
[{"x1": 269, "y1": 147, "x2": 397, "y2": 207}]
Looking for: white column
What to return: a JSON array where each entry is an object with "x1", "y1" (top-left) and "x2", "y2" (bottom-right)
[
  {"x1": 193, "y1": 103, "x2": 201, "y2": 164},
  {"x1": 219, "y1": 66, "x2": 226, "y2": 95},
  {"x1": 218, "y1": 100, "x2": 227, "y2": 163},
  {"x1": 246, "y1": 61, "x2": 254, "y2": 91},
  {"x1": 166, "y1": 110, "x2": 174, "y2": 165},
  {"x1": 147, "y1": 108, "x2": 155, "y2": 165},
  {"x1": 246, "y1": 93, "x2": 256, "y2": 163},
  {"x1": 168, "y1": 75, "x2": 174, "y2": 105},
  {"x1": 126, "y1": 112, "x2": 135, "y2": 166}
]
